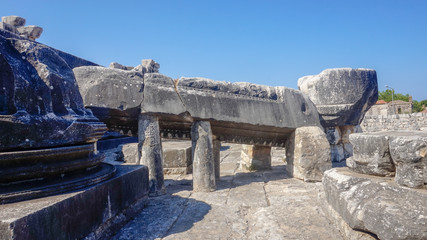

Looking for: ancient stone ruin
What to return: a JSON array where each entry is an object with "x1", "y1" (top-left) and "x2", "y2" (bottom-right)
[
  {"x1": 0, "y1": 16, "x2": 43, "y2": 40},
  {"x1": 0, "y1": 16, "x2": 149, "y2": 239},
  {"x1": 322, "y1": 131, "x2": 427, "y2": 239},
  {"x1": 1, "y1": 15, "x2": 425, "y2": 240},
  {"x1": 299, "y1": 68, "x2": 378, "y2": 165}
]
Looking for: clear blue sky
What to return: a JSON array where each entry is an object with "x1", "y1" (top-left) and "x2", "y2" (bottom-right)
[{"x1": 3, "y1": 0, "x2": 427, "y2": 100}]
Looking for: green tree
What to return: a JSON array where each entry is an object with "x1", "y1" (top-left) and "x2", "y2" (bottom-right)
[
  {"x1": 378, "y1": 90, "x2": 427, "y2": 112},
  {"x1": 378, "y1": 89, "x2": 409, "y2": 102},
  {"x1": 413, "y1": 100, "x2": 427, "y2": 112}
]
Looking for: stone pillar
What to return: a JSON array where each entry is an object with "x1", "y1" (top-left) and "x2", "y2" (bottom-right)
[
  {"x1": 285, "y1": 126, "x2": 331, "y2": 182},
  {"x1": 138, "y1": 114, "x2": 165, "y2": 195},
  {"x1": 240, "y1": 145, "x2": 272, "y2": 171},
  {"x1": 191, "y1": 121, "x2": 216, "y2": 192},
  {"x1": 213, "y1": 139, "x2": 221, "y2": 180}
]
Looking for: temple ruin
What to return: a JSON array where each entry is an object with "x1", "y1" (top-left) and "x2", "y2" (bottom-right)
[{"x1": 0, "y1": 16, "x2": 425, "y2": 240}]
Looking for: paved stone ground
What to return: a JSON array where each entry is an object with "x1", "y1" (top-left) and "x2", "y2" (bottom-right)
[{"x1": 112, "y1": 143, "x2": 343, "y2": 240}]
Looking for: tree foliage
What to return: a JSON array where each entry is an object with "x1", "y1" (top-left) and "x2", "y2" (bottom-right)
[
  {"x1": 378, "y1": 90, "x2": 427, "y2": 112},
  {"x1": 413, "y1": 100, "x2": 427, "y2": 112},
  {"x1": 378, "y1": 89, "x2": 409, "y2": 102}
]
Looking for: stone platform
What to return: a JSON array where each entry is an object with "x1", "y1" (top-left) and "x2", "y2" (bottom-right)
[
  {"x1": 112, "y1": 144, "x2": 357, "y2": 239},
  {"x1": 0, "y1": 165, "x2": 149, "y2": 240}
]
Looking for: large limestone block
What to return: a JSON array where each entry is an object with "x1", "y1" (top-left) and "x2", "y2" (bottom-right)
[
  {"x1": 285, "y1": 126, "x2": 331, "y2": 182},
  {"x1": 347, "y1": 132, "x2": 395, "y2": 177},
  {"x1": 140, "y1": 73, "x2": 187, "y2": 116},
  {"x1": 176, "y1": 77, "x2": 322, "y2": 129},
  {"x1": 323, "y1": 168, "x2": 427, "y2": 240},
  {"x1": 389, "y1": 131, "x2": 427, "y2": 188},
  {"x1": 74, "y1": 66, "x2": 145, "y2": 110},
  {"x1": 298, "y1": 68, "x2": 378, "y2": 127}
]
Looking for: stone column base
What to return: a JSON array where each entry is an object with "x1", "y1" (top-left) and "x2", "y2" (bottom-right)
[{"x1": 0, "y1": 165, "x2": 149, "y2": 240}]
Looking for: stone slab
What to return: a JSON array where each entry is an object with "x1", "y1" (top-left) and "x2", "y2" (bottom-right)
[
  {"x1": 323, "y1": 167, "x2": 427, "y2": 240},
  {"x1": 347, "y1": 132, "x2": 394, "y2": 177},
  {"x1": 0, "y1": 165, "x2": 149, "y2": 240}
]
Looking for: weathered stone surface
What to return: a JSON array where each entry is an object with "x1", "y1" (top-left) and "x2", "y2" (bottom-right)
[
  {"x1": 285, "y1": 126, "x2": 331, "y2": 182},
  {"x1": 138, "y1": 114, "x2": 165, "y2": 195},
  {"x1": 347, "y1": 132, "x2": 395, "y2": 177},
  {"x1": 74, "y1": 66, "x2": 145, "y2": 110},
  {"x1": 1, "y1": 16, "x2": 26, "y2": 27},
  {"x1": 113, "y1": 144, "x2": 344, "y2": 240},
  {"x1": 16, "y1": 25, "x2": 43, "y2": 40},
  {"x1": 141, "y1": 73, "x2": 187, "y2": 116},
  {"x1": 318, "y1": 190, "x2": 376, "y2": 240},
  {"x1": 191, "y1": 121, "x2": 216, "y2": 192},
  {"x1": 389, "y1": 131, "x2": 427, "y2": 188},
  {"x1": 77, "y1": 68, "x2": 324, "y2": 147},
  {"x1": 240, "y1": 145, "x2": 272, "y2": 170},
  {"x1": 0, "y1": 33, "x2": 105, "y2": 151},
  {"x1": 0, "y1": 165, "x2": 149, "y2": 240},
  {"x1": 298, "y1": 68, "x2": 378, "y2": 127},
  {"x1": 323, "y1": 168, "x2": 427, "y2": 240},
  {"x1": 177, "y1": 77, "x2": 322, "y2": 130}
]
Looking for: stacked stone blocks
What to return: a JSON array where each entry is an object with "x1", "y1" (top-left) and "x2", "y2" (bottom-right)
[
  {"x1": 361, "y1": 112, "x2": 427, "y2": 132},
  {"x1": 348, "y1": 131, "x2": 427, "y2": 188},
  {"x1": 322, "y1": 130, "x2": 427, "y2": 239}
]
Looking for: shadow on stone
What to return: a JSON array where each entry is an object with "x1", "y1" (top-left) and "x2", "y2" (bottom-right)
[
  {"x1": 216, "y1": 164, "x2": 290, "y2": 191},
  {"x1": 112, "y1": 181, "x2": 211, "y2": 240}
]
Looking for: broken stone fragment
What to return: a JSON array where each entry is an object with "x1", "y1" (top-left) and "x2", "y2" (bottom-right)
[
  {"x1": 109, "y1": 62, "x2": 134, "y2": 70},
  {"x1": 298, "y1": 68, "x2": 378, "y2": 127},
  {"x1": 1, "y1": 16, "x2": 26, "y2": 27},
  {"x1": 141, "y1": 59, "x2": 160, "y2": 73},
  {"x1": 347, "y1": 132, "x2": 395, "y2": 177},
  {"x1": 285, "y1": 126, "x2": 332, "y2": 182},
  {"x1": 133, "y1": 59, "x2": 160, "y2": 74},
  {"x1": 16, "y1": 25, "x2": 43, "y2": 40}
]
